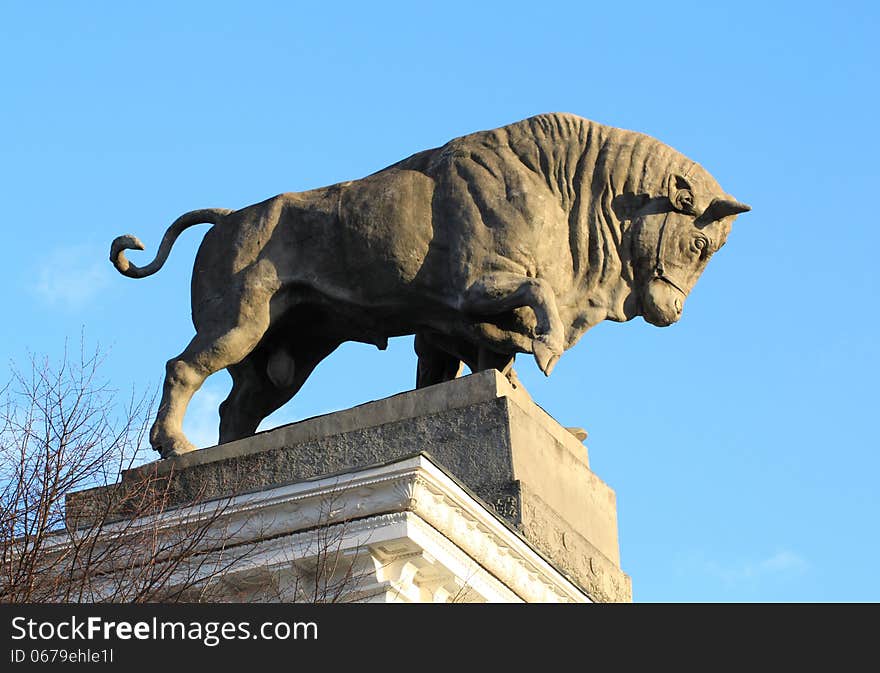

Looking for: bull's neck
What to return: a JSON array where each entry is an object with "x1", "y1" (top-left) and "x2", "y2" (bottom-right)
[
  {"x1": 556, "y1": 119, "x2": 680, "y2": 345},
  {"x1": 566, "y1": 121, "x2": 635, "y2": 322}
]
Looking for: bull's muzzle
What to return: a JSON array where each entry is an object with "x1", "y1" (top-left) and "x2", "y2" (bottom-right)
[{"x1": 643, "y1": 278, "x2": 685, "y2": 327}]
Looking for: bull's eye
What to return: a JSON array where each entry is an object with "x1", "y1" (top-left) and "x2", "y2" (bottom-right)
[{"x1": 691, "y1": 237, "x2": 708, "y2": 255}]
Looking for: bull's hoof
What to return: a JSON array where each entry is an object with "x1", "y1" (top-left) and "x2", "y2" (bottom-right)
[
  {"x1": 533, "y1": 338, "x2": 562, "y2": 376},
  {"x1": 160, "y1": 441, "x2": 197, "y2": 459},
  {"x1": 150, "y1": 429, "x2": 197, "y2": 460}
]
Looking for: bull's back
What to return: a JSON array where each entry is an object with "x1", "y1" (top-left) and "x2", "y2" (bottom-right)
[{"x1": 263, "y1": 167, "x2": 438, "y2": 305}]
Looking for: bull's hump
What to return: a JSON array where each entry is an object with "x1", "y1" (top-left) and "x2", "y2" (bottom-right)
[{"x1": 512, "y1": 112, "x2": 686, "y2": 164}]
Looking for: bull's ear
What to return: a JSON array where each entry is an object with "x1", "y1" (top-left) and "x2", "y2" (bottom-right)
[
  {"x1": 699, "y1": 197, "x2": 752, "y2": 223},
  {"x1": 667, "y1": 174, "x2": 698, "y2": 215}
]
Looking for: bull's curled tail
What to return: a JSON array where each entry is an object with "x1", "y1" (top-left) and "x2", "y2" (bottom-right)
[{"x1": 110, "y1": 208, "x2": 233, "y2": 278}]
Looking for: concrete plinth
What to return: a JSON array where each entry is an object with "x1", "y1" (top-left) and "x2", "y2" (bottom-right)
[{"x1": 67, "y1": 370, "x2": 631, "y2": 602}]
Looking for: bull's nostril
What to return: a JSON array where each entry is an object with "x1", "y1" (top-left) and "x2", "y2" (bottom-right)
[{"x1": 674, "y1": 297, "x2": 682, "y2": 313}]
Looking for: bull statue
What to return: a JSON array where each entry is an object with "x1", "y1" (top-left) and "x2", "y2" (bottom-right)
[{"x1": 111, "y1": 113, "x2": 750, "y2": 458}]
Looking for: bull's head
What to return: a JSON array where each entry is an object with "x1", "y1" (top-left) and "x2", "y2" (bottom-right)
[{"x1": 632, "y1": 173, "x2": 750, "y2": 326}]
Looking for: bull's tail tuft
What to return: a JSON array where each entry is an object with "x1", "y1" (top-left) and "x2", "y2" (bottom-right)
[
  {"x1": 110, "y1": 235, "x2": 145, "y2": 275},
  {"x1": 110, "y1": 208, "x2": 233, "y2": 279}
]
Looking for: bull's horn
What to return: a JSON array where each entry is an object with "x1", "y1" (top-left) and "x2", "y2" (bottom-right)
[{"x1": 700, "y1": 197, "x2": 752, "y2": 222}]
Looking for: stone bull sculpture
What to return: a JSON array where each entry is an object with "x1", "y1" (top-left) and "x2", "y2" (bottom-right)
[{"x1": 111, "y1": 113, "x2": 750, "y2": 458}]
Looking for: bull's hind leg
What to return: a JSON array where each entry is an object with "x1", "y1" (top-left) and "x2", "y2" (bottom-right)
[
  {"x1": 414, "y1": 331, "x2": 464, "y2": 388},
  {"x1": 414, "y1": 331, "x2": 521, "y2": 388},
  {"x1": 218, "y1": 338, "x2": 340, "y2": 443},
  {"x1": 463, "y1": 273, "x2": 565, "y2": 375},
  {"x1": 476, "y1": 346, "x2": 520, "y2": 387},
  {"x1": 150, "y1": 283, "x2": 275, "y2": 458}
]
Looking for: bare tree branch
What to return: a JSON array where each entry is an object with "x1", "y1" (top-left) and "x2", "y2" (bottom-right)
[{"x1": 0, "y1": 339, "x2": 378, "y2": 604}]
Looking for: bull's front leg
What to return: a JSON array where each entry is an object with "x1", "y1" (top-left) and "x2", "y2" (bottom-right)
[{"x1": 462, "y1": 273, "x2": 565, "y2": 375}]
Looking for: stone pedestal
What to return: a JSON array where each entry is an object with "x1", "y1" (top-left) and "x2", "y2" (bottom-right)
[{"x1": 67, "y1": 370, "x2": 631, "y2": 602}]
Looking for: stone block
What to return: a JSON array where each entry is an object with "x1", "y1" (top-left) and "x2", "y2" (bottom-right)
[{"x1": 67, "y1": 370, "x2": 631, "y2": 602}]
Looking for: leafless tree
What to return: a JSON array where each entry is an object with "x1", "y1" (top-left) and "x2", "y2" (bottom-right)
[
  {"x1": 0, "y1": 341, "x2": 392, "y2": 604},
  {"x1": 0, "y1": 342, "x2": 252, "y2": 602}
]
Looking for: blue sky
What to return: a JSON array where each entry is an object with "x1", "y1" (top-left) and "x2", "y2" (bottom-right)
[{"x1": 2, "y1": 2, "x2": 877, "y2": 601}]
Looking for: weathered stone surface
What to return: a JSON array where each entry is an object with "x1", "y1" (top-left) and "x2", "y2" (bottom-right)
[
  {"x1": 518, "y1": 483, "x2": 630, "y2": 604},
  {"x1": 110, "y1": 112, "x2": 750, "y2": 457},
  {"x1": 67, "y1": 370, "x2": 631, "y2": 601}
]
